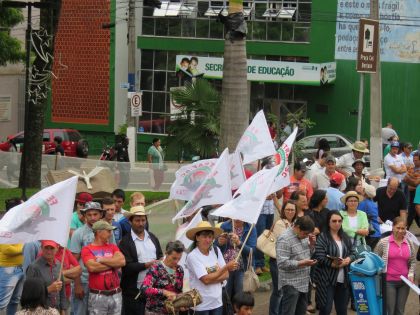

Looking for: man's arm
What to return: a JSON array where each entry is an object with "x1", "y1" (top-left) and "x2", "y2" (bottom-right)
[
  {"x1": 63, "y1": 266, "x2": 82, "y2": 281},
  {"x1": 84, "y1": 259, "x2": 112, "y2": 273},
  {"x1": 97, "y1": 251, "x2": 126, "y2": 269},
  {"x1": 389, "y1": 164, "x2": 407, "y2": 174}
]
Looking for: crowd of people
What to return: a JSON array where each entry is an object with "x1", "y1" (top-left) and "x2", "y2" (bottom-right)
[{"x1": 0, "y1": 126, "x2": 419, "y2": 315}]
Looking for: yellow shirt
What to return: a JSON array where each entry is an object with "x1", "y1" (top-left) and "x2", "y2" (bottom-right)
[{"x1": 0, "y1": 244, "x2": 24, "y2": 267}]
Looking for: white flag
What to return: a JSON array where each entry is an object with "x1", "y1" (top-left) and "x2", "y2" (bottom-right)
[
  {"x1": 229, "y1": 152, "x2": 246, "y2": 191},
  {"x1": 269, "y1": 127, "x2": 298, "y2": 194},
  {"x1": 176, "y1": 209, "x2": 203, "y2": 249},
  {"x1": 172, "y1": 149, "x2": 232, "y2": 222},
  {"x1": 170, "y1": 158, "x2": 217, "y2": 201},
  {"x1": 236, "y1": 110, "x2": 277, "y2": 165},
  {"x1": 212, "y1": 165, "x2": 280, "y2": 224},
  {"x1": 0, "y1": 176, "x2": 78, "y2": 246}
]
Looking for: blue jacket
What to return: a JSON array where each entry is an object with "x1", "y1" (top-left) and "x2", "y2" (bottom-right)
[
  {"x1": 358, "y1": 199, "x2": 381, "y2": 238},
  {"x1": 215, "y1": 220, "x2": 257, "y2": 269}
]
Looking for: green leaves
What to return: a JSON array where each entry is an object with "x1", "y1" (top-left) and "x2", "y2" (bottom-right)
[{"x1": 0, "y1": 8, "x2": 25, "y2": 66}]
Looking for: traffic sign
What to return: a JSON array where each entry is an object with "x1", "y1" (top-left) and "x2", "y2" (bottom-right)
[{"x1": 130, "y1": 92, "x2": 142, "y2": 117}]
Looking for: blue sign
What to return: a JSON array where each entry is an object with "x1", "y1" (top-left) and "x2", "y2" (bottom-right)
[{"x1": 352, "y1": 281, "x2": 370, "y2": 314}]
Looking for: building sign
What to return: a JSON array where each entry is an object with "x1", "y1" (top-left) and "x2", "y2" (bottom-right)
[
  {"x1": 335, "y1": 0, "x2": 420, "y2": 63},
  {"x1": 0, "y1": 96, "x2": 11, "y2": 121},
  {"x1": 357, "y1": 19, "x2": 379, "y2": 73},
  {"x1": 175, "y1": 56, "x2": 336, "y2": 86}
]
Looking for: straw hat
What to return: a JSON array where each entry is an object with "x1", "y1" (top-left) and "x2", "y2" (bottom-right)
[
  {"x1": 350, "y1": 141, "x2": 369, "y2": 153},
  {"x1": 123, "y1": 205, "x2": 151, "y2": 219},
  {"x1": 340, "y1": 191, "x2": 363, "y2": 204},
  {"x1": 186, "y1": 221, "x2": 223, "y2": 241}
]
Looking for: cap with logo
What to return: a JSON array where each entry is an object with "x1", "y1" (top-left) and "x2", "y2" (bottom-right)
[{"x1": 80, "y1": 201, "x2": 104, "y2": 213}]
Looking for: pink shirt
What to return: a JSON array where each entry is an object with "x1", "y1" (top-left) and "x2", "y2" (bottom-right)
[{"x1": 386, "y1": 235, "x2": 410, "y2": 281}]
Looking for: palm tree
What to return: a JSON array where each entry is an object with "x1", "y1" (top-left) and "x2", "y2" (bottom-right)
[
  {"x1": 219, "y1": 0, "x2": 249, "y2": 152},
  {"x1": 168, "y1": 79, "x2": 221, "y2": 160}
]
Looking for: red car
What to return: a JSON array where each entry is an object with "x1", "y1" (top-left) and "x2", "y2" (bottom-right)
[{"x1": 0, "y1": 128, "x2": 88, "y2": 157}]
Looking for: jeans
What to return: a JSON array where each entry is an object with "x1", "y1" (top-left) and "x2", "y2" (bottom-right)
[
  {"x1": 192, "y1": 306, "x2": 223, "y2": 315},
  {"x1": 255, "y1": 213, "x2": 274, "y2": 267},
  {"x1": 269, "y1": 258, "x2": 280, "y2": 315},
  {"x1": 278, "y1": 285, "x2": 308, "y2": 315},
  {"x1": 386, "y1": 281, "x2": 410, "y2": 315},
  {"x1": 319, "y1": 283, "x2": 349, "y2": 315},
  {"x1": 88, "y1": 292, "x2": 122, "y2": 315},
  {"x1": 0, "y1": 266, "x2": 24, "y2": 315},
  {"x1": 71, "y1": 282, "x2": 89, "y2": 315},
  {"x1": 225, "y1": 269, "x2": 244, "y2": 301}
]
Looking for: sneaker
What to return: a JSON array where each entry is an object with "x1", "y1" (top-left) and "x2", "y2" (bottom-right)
[{"x1": 255, "y1": 267, "x2": 263, "y2": 275}]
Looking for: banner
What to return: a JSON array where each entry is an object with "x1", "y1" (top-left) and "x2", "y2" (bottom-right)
[
  {"x1": 176, "y1": 55, "x2": 337, "y2": 85},
  {"x1": 335, "y1": 0, "x2": 420, "y2": 63},
  {"x1": 236, "y1": 110, "x2": 277, "y2": 165},
  {"x1": 0, "y1": 176, "x2": 78, "y2": 246},
  {"x1": 172, "y1": 149, "x2": 232, "y2": 222},
  {"x1": 212, "y1": 165, "x2": 280, "y2": 224},
  {"x1": 229, "y1": 151, "x2": 246, "y2": 191},
  {"x1": 269, "y1": 127, "x2": 298, "y2": 194},
  {"x1": 170, "y1": 158, "x2": 217, "y2": 201}
]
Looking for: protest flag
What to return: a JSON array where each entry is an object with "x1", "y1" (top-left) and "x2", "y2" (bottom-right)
[{"x1": 229, "y1": 151, "x2": 246, "y2": 191}]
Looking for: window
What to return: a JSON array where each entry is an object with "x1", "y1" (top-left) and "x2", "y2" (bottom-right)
[{"x1": 299, "y1": 136, "x2": 316, "y2": 150}]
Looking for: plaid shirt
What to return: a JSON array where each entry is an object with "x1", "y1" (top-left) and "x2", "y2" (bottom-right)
[
  {"x1": 276, "y1": 227, "x2": 311, "y2": 293},
  {"x1": 260, "y1": 199, "x2": 274, "y2": 215}
]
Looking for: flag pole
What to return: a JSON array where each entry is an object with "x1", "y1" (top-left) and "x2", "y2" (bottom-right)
[
  {"x1": 58, "y1": 246, "x2": 67, "y2": 280},
  {"x1": 235, "y1": 223, "x2": 255, "y2": 263}
]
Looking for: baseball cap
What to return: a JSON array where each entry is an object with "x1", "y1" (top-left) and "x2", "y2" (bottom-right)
[
  {"x1": 81, "y1": 201, "x2": 104, "y2": 213},
  {"x1": 92, "y1": 220, "x2": 116, "y2": 232},
  {"x1": 41, "y1": 240, "x2": 59, "y2": 249},
  {"x1": 390, "y1": 141, "x2": 400, "y2": 148},
  {"x1": 352, "y1": 159, "x2": 366, "y2": 167},
  {"x1": 330, "y1": 172, "x2": 344, "y2": 186},
  {"x1": 325, "y1": 155, "x2": 336, "y2": 163},
  {"x1": 76, "y1": 192, "x2": 93, "y2": 204}
]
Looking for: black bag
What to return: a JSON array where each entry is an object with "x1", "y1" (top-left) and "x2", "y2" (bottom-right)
[{"x1": 222, "y1": 286, "x2": 234, "y2": 315}]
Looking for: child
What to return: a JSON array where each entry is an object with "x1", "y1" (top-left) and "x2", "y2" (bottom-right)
[{"x1": 233, "y1": 292, "x2": 254, "y2": 315}]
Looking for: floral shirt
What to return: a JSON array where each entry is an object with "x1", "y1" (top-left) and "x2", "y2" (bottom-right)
[
  {"x1": 140, "y1": 262, "x2": 184, "y2": 313},
  {"x1": 16, "y1": 306, "x2": 59, "y2": 315}
]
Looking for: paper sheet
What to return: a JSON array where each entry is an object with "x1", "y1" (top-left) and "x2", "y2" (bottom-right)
[{"x1": 400, "y1": 275, "x2": 420, "y2": 295}]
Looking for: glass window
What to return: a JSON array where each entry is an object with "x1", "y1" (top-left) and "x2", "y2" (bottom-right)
[
  {"x1": 43, "y1": 132, "x2": 50, "y2": 142},
  {"x1": 282, "y1": 22, "x2": 293, "y2": 41},
  {"x1": 141, "y1": 50, "x2": 154, "y2": 69},
  {"x1": 140, "y1": 70, "x2": 153, "y2": 91},
  {"x1": 154, "y1": 51, "x2": 167, "y2": 70},
  {"x1": 155, "y1": 18, "x2": 168, "y2": 36},
  {"x1": 267, "y1": 22, "x2": 281, "y2": 41},
  {"x1": 323, "y1": 136, "x2": 339, "y2": 149},
  {"x1": 142, "y1": 17, "x2": 155, "y2": 35},
  {"x1": 299, "y1": 136, "x2": 317, "y2": 149},
  {"x1": 167, "y1": 72, "x2": 179, "y2": 91},
  {"x1": 154, "y1": 71, "x2": 167, "y2": 91},
  {"x1": 139, "y1": 112, "x2": 152, "y2": 133},
  {"x1": 251, "y1": 21, "x2": 266, "y2": 40},
  {"x1": 142, "y1": 92, "x2": 152, "y2": 112},
  {"x1": 153, "y1": 92, "x2": 167, "y2": 113},
  {"x1": 209, "y1": 20, "x2": 223, "y2": 39},
  {"x1": 151, "y1": 113, "x2": 165, "y2": 134},
  {"x1": 182, "y1": 19, "x2": 196, "y2": 37},
  {"x1": 168, "y1": 19, "x2": 182, "y2": 37},
  {"x1": 196, "y1": 19, "x2": 209, "y2": 38}
]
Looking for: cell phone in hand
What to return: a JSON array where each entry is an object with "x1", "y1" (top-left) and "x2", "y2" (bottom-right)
[{"x1": 326, "y1": 255, "x2": 342, "y2": 261}]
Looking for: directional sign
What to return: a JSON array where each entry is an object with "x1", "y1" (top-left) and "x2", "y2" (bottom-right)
[
  {"x1": 357, "y1": 19, "x2": 379, "y2": 73},
  {"x1": 130, "y1": 92, "x2": 142, "y2": 117}
]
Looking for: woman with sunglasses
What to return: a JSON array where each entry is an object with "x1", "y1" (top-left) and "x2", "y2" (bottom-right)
[{"x1": 312, "y1": 210, "x2": 354, "y2": 315}]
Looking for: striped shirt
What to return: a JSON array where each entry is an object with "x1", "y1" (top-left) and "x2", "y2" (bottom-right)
[{"x1": 276, "y1": 227, "x2": 311, "y2": 293}]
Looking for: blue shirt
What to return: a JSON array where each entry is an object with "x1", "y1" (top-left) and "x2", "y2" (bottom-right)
[
  {"x1": 326, "y1": 187, "x2": 344, "y2": 210},
  {"x1": 358, "y1": 199, "x2": 381, "y2": 238},
  {"x1": 112, "y1": 220, "x2": 122, "y2": 243}
]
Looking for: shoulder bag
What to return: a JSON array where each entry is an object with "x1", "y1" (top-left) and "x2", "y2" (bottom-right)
[
  {"x1": 256, "y1": 223, "x2": 277, "y2": 259},
  {"x1": 243, "y1": 249, "x2": 260, "y2": 293}
]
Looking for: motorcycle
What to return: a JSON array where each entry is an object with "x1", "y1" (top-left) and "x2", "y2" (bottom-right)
[{"x1": 99, "y1": 144, "x2": 116, "y2": 161}]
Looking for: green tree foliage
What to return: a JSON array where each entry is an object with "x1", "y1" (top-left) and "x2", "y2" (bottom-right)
[
  {"x1": 0, "y1": 7, "x2": 25, "y2": 66},
  {"x1": 168, "y1": 79, "x2": 221, "y2": 160}
]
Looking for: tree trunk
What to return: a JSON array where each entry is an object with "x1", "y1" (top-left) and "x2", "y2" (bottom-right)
[
  {"x1": 219, "y1": 0, "x2": 249, "y2": 152},
  {"x1": 19, "y1": 0, "x2": 62, "y2": 190}
]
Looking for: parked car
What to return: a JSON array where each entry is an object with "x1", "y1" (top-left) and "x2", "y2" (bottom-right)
[
  {"x1": 0, "y1": 129, "x2": 89, "y2": 158},
  {"x1": 298, "y1": 133, "x2": 370, "y2": 165}
]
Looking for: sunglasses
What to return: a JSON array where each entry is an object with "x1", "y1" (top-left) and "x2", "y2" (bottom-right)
[{"x1": 331, "y1": 220, "x2": 342, "y2": 223}]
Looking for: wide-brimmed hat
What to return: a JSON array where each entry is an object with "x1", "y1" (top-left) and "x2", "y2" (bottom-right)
[
  {"x1": 92, "y1": 220, "x2": 116, "y2": 232},
  {"x1": 341, "y1": 191, "x2": 363, "y2": 204},
  {"x1": 364, "y1": 184, "x2": 376, "y2": 199},
  {"x1": 350, "y1": 141, "x2": 369, "y2": 153},
  {"x1": 80, "y1": 201, "x2": 104, "y2": 213},
  {"x1": 76, "y1": 192, "x2": 93, "y2": 204},
  {"x1": 352, "y1": 159, "x2": 366, "y2": 167},
  {"x1": 123, "y1": 205, "x2": 151, "y2": 219},
  {"x1": 186, "y1": 221, "x2": 223, "y2": 241}
]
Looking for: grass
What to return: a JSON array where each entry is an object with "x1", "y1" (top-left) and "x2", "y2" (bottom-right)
[{"x1": 0, "y1": 188, "x2": 169, "y2": 211}]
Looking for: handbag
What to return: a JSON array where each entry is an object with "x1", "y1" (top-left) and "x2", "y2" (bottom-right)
[
  {"x1": 353, "y1": 235, "x2": 371, "y2": 259},
  {"x1": 243, "y1": 249, "x2": 260, "y2": 293},
  {"x1": 256, "y1": 224, "x2": 277, "y2": 259},
  {"x1": 164, "y1": 288, "x2": 202, "y2": 315},
  {"x1": 222, "y1": 286, "x2": 234, "y2": 315}
]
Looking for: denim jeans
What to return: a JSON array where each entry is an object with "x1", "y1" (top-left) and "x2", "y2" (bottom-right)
[
  {"x1": 225, "y1": 269, "x2": 244, "y2": 301},
  {"x1": 192, "y1": 306, "x2": 223, "y2": 315},
  {"x1": 386, "y1": 281, "x2": 410, "y2": 315},
  {"x1": 319, "y1": 283, "x2": 349, "y2": 315},
  {"x1": 255, "y1": 213, "x2": 274, "y2": 268},
  {"x1": 269, "y1": 258, "x2": 280, "y2": 315},
  {"x1": 71, "y1": 282, "x2": 89, "y2": 315},
  {"x1": 0, "y1": 266, "x2": 24, "y2": 315},
  {"x1": 278, "y1": 285, "x2": 308, "y2": 315}
]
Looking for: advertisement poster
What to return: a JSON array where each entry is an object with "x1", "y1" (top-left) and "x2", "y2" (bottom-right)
[{"x1": 335, "y1": 0, "x2": 420, "y2": 63}]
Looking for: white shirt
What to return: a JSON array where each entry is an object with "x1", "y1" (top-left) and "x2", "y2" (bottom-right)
[
  {"x1": 384, "y1": 153, "x2": 405, "y2": 182},
  {"x1": 305, "y1": 161, "x2": 324, "y2": 181},
  {"x1": 113, "y1": 208, "x2": 127, "y2": 222},
  {"x1": 131, "y1": 229, "x2": 157, "y2": 287},
  {"x1": 337, "y1": 152, "x2": 367, "y2": 175},
  {"x1": 186, "y1": 246, "x2": 226, "y2": 311},
  {"x1": 312, "y1": 170, "x2": 346, "y2": 191},
  {"x1": 335, "y1": 240, "x2": 344, "y2": 283}
]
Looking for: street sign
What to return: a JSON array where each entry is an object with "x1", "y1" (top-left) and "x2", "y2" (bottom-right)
[
  {"x1": 130, "y1": 92, "x2": 142, "y2": 117},
  {"x1": 357, "y1": 19, "x2": 379, "y2": 73},
  {"x1": 120, "y1": 82, "x2": 130, "y2": 89}
]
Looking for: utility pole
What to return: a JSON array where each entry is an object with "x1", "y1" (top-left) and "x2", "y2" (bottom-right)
[
  {"x1": 126, "y1": 0, "x2": 136, "y2": 128},
  {"x1": 369, "y1": 0, "x2": 382, "y2": 170}
]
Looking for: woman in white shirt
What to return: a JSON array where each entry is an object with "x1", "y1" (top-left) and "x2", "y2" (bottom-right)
[{"x1": 185, "y1": 221, "x2": 238, "y2": 315}]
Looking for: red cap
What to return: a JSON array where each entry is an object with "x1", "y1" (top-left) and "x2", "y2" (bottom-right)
[
  {"x1": 76, "y1": 192, "x2": 93, "y2": 203},
  {"x1": 330, "y1": 172, "x2": 344, "y2": 186},
  {"x1": 41, "y1": 240, "x2": 59, "y2": 249}
]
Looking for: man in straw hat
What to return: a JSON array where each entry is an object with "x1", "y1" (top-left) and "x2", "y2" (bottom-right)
[
  {"x1": 185, "y1": 221, "x2": 238, "y2": 314},
  {"x1": 118, "y1": 206, "x2": 163, "y2": 315},
  {"x1": 81, "y1": 221, "x2": 125, "y2": 315},
  {"x1": 337, "y1": 141, "x2": 369, "y2": 178},
  {"x1": 69, "y1": 202, "x2": 115, "y2": 315}
]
